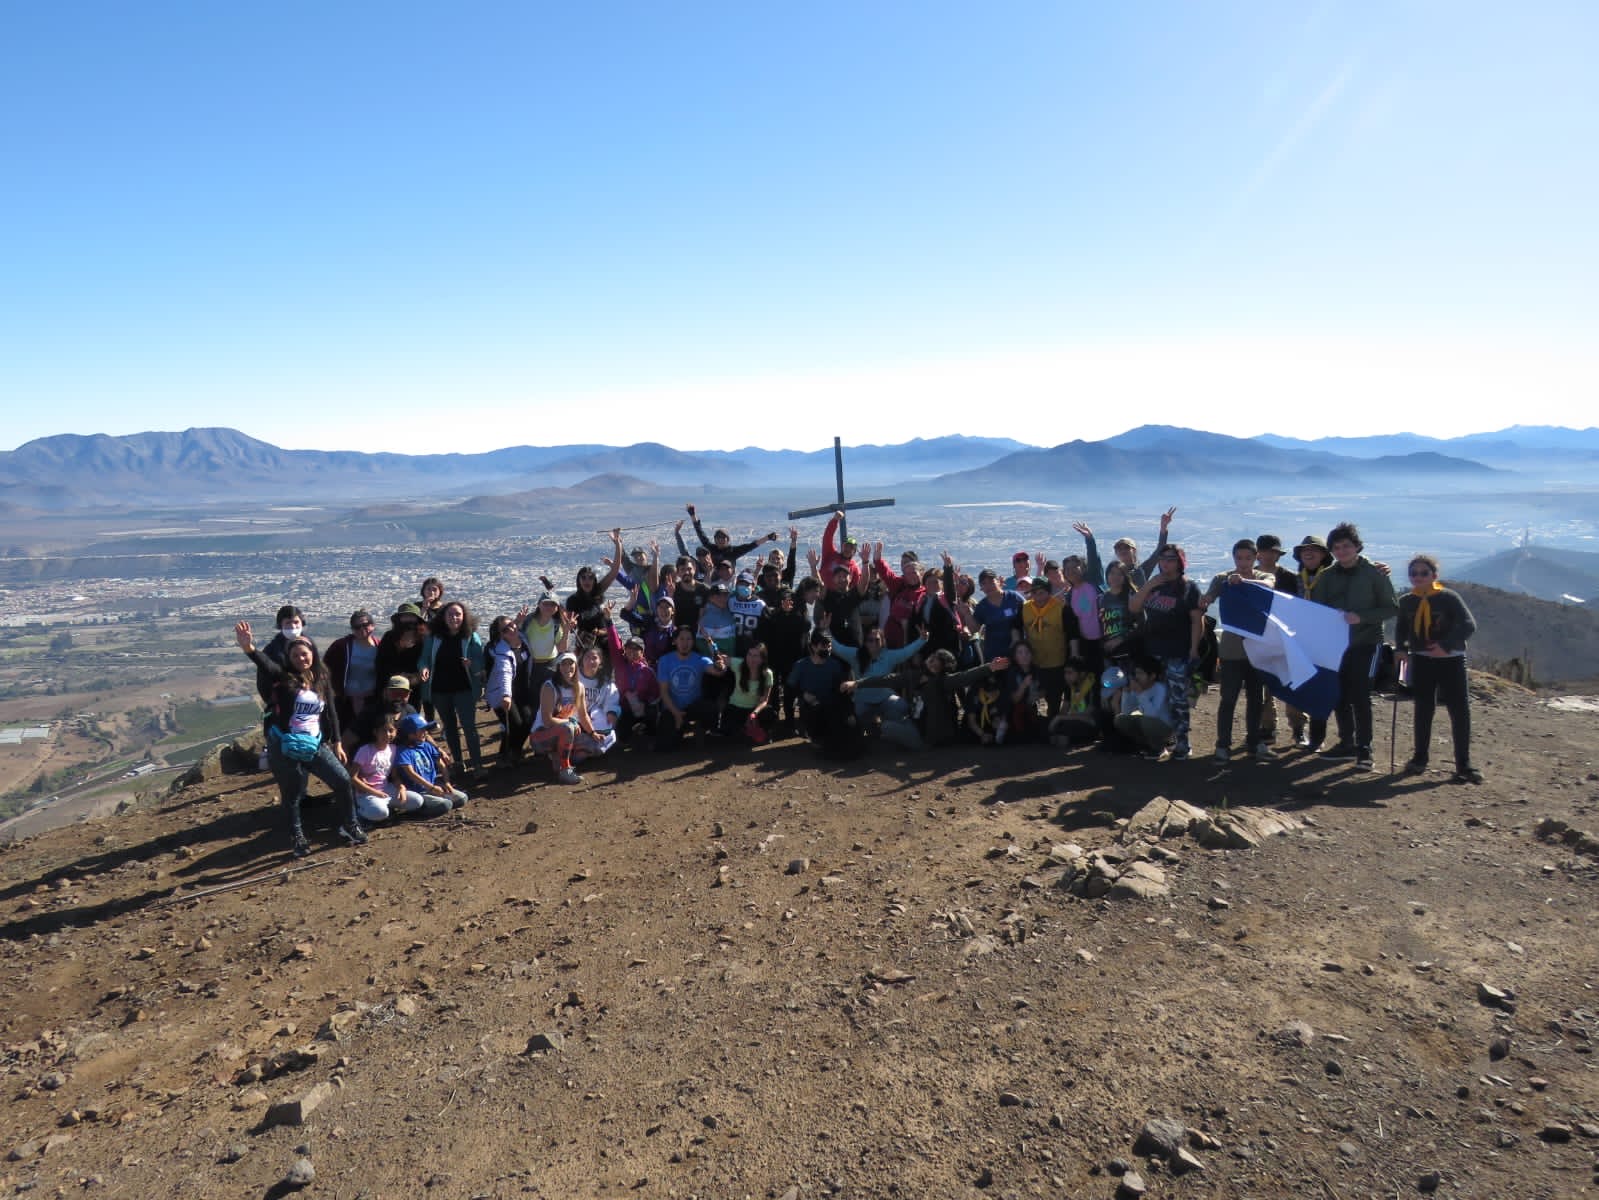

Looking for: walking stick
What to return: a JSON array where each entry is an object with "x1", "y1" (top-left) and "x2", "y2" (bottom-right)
[{"x1": 1390, "y1": 693, "x2": 1398, "y2": 774}]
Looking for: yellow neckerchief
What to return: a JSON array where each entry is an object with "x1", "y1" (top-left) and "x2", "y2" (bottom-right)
[
  {"x1": 1299, "y1": 564, "x2": 1324, "y2": 596},
  {"x1": 1024, "y1": 595, "x2": 1058, "y2": 638},
  {"x1": 976, "y1": 690, "x2": 999, "y2": 728},
  {"x1": 1410, "y1": 580, "x2": 1444, "y2": 641}
]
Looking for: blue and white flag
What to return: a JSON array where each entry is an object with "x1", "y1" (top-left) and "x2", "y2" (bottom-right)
[{"x1": 1217, "y1": 582, "x2": 1349, "y2": 719}]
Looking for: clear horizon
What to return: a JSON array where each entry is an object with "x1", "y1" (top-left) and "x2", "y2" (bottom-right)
[{"x1": 3, "y1": 4, "x2": 1595, "y2": 455}]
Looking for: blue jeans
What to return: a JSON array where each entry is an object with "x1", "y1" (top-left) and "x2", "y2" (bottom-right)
[
  {"x1": 432, "y1": 689, "x2": 483, "y2": 773},
  {"x1": 268, "y1": 740, "x2": 356, "y2": 841}
]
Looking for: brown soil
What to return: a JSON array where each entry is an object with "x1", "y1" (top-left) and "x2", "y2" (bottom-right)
[{"x1": 3, "y1": 678, "x2": 1598, "y2": 1200}]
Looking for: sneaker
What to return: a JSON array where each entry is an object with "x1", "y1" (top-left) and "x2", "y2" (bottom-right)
[
  {"x1": 1169, "y1": 745, "x2": 1191, "y2": 761},
  {"x1": 338, "y1": 822, "x2": 369, "y2": 847},
  {"x1": 1402, "y1": 758, "x2": 1428, "y2": 776},
  {"x1": 1253, "y1": 743, "x2": 1274, "y2": 762},
  {"x1": 1293, "y1": 731, "x2": 1311, "y2": 749},
  {"x1": 1213, "y1": 747, "x2": 1230, "y2": 765},
  {"x1": 1453, "y1": 766, "x2": 1484, "y2": 785},
  {"x1": 1320, "y1": 742, "x2": 1357, "y2": 760},
  {"x1": 555, "y1": 768, "x2": 582, "y2": 785},
  {"x1": 1354, "y1": 751, "x2": 1374, "y2": 770},
  {"x1": 291, "y1": 833, "x2": 311, "y2": 859}
]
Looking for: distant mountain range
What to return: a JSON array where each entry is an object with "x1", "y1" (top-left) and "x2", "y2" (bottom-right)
[
  {"x1": 0, "y1": 429, "x2": 1029, "y2": 510},
  {"x1": 3, "y1": 424, "x2": 1597, "y2": 511},
  {"x1": 935, "y1": 426, "x2": 1500, "y2": 490}
]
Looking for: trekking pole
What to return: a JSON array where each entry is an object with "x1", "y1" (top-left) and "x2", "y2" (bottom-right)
[{"x1": 1389, "y1": 694, "x2": 1398, "y2": 774}]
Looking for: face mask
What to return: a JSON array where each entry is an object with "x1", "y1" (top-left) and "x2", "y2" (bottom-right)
[
  {"x1": 735, "y1": 584, "x2": 752, "y2": 600},
  {"x1": 280, "y1": 623, "x2": 303, "y2": 638}
]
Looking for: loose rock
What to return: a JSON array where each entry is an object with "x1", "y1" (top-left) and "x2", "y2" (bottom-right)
[
  {"x1": 283, "y1": 1157, "x2": 316, "y2": 1189},
  {"x1": 1132, "y1": 1117, "x2": 1186, "y2": 1161}
]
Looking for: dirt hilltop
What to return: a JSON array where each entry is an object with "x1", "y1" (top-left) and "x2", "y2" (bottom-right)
[{"x1": 3, "y1": 679, "x2": 1598, "y2": 1200}]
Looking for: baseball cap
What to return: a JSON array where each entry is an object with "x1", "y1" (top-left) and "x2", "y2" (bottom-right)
[
  {"x1": 399, "y1": 713, "x2": 437, "y2": 735},
  {"x1": 385, "y1": 675, "x2": 411, "y2": 692}
]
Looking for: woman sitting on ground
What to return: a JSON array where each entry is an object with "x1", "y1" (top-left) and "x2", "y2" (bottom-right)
[
  {"x1": 573, "y1": 639, "x2": 623, "y2": 761},
  {"x1": 719, "y1": 641, "x2": 776, "y2": 743},
  {"x1": 530, "y1": 652, "x2": 596, "y2": 784}
]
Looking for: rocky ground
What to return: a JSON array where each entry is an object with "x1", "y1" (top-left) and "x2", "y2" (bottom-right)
[{"x1": 2, "y1": 676, "x2": 1598, "y2": 1200}]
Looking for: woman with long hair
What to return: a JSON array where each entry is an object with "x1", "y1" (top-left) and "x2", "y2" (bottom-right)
[
  {"x1": 720, "y1": 641, "x2": 776, "y2": 742},
  {"x1": 234, "y1": 620, "x2": 363, "y2": 857},
  {"x1": 420, "y1": 600, "x2": 486, "y2": 777},
  {"x1": 574, "y1": 639, "x2": 623, "y2": 760},
  {"x1": 566, "y1": 529, "x2": 625, "y2": 643},
  {"x1": 1098, "y1": 560, "x2": 1141, "y2": 665}
]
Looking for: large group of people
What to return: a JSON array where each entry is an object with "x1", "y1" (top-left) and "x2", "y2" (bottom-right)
[{"x1": 232, "y1": 505, "x2": 1482, "y2": 858}]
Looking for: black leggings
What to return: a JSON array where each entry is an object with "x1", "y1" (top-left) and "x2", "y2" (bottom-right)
[{"x1": 1409, "y1": 654, "x2": 1471, "y2": 769}]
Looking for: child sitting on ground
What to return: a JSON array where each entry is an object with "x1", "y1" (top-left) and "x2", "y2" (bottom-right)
[
  {"x1": 350, "y1": 716, "x2": 453, "y2": 823},
  {"x1": 1048, "y1": 656, "x2": 1100, "y2": 748},
  {"x1": 966, "y1": 675, "x2": 1007, "y2": 745},
  {"x1": 393, "y1": 713, "x2": 469, "y2": 809}
]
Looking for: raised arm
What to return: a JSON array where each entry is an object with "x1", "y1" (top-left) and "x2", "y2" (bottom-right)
[
  {"x1": 1139, "y1": 508, "x2": 1175, "y2": 577},
  {"x1": 1075, "y1": 522, "x2": 1105, "y2": 586},
  {"x1": 234, "y1": 621, "x2": 285, "y2": 678},
  {"x1": 594, "y1": 529, "x2": 623, "y2": 593},
  {"x1": 686, "y1": 503, "x2": 717, "y2": 552}
]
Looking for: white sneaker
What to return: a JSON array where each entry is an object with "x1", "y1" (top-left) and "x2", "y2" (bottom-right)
[
  {"x1": 1253, "y1": 743, "x2": 1274, "y2": 761},
  {"x1": 555, "y1": 768, "x2": 582, "y2": 785}
]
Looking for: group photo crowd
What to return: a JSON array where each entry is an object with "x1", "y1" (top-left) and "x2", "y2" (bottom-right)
[{"x1": 230, "y1": 504, "x2": 1482, "y2": 859}]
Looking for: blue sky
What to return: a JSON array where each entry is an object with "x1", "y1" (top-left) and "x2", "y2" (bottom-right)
[{"x1": 2, "y1": 2, "x2": 1595, "y2": 454}]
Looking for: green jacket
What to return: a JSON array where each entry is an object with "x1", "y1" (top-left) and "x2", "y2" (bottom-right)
[{"x1": 1311, "y1": 557, "x2": 1397, "y2": 647}]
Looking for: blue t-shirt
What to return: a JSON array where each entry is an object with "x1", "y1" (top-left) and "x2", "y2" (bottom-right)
[
  {"x1": 396, "y1": 740, "x2": 443, "y2": 787},
  {"x1": 973, "y1": 592, "x2": 1024, "y2": 658},
  {"x1": 656, "y1": 651, "x2": 714, "y2": 708}
]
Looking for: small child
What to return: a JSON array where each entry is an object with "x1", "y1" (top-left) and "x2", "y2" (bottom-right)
[
  {"x1": 1005, "y1": 641, "x2": 1043, "y2": 743},
  {"x1": 393, "y1": 713, "x2": 469, "y2": 809},
  {"x1": 1048, "y1": 656, "x2": 1100, "y2": 748},
  {"x1": 966, "y1": 676, "x2": 1007, "y2": 745},
  {"x1": 351, "y1": 717, "x2": 452, "y2": 822}
]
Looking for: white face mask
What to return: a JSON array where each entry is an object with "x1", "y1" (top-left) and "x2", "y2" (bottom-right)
[{"x1": 280, "y1": 622, "x2": 303, "y2": 638}]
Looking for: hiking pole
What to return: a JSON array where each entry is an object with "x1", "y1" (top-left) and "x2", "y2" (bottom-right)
[{"x1": 1390, "y1": 693, "x2": 1398, "y2": 774}]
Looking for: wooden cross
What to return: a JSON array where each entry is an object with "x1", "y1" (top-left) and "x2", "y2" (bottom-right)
[{"x1": 786, "y1": 436, "x2": 895, "y2": 544}]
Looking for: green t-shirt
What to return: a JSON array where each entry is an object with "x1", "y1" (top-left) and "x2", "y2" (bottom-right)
[{"x1": 727, "y1": 660, "x2": 773, "y2": 710}]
